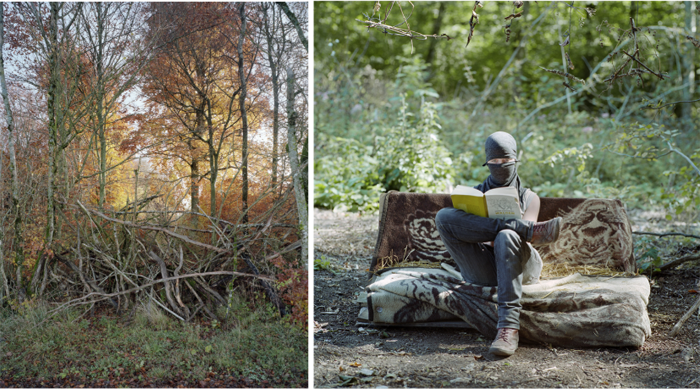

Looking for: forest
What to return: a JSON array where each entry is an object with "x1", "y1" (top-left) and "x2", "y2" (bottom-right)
[
  {"x1": 0, "y1": 2, "x2": 308, "y2": 387},
  {"x1": 315, "y1": 1, "x2": 700, "y2": 273}
]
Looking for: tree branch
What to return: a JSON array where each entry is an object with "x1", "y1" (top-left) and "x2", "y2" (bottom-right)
[
  {"x1": 275, "y1": 2, "x2": 307, "y2": 52},
  {"x1": 658, "y1": 253, "x2": 700, "y2": 272},
  {"x1": 632, "y1": 231, "x2": 700, "y2": 240},
  {"x1": 669, "y1": 294, "x2": 700, "y2": 337},
  {"x1": 643, "y1": 98, "x2": 700, "y2": 110},
  {"x1": 48, "y1": 270, "x2": 275, "y2": 313}
]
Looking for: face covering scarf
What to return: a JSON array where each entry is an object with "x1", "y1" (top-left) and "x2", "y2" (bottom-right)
[{"x1": 476, "y1": 131, "x2": 528, "y2": 204}]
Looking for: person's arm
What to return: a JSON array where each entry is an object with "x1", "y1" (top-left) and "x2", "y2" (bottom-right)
[
  {"x1": 522, "y1": 193, "x2": 540, "y2": 223},
  {"x1": 485, "y1": 193, "x2": 539, "y2": 247}
]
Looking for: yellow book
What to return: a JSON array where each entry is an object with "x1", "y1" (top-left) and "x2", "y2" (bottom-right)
[{"x1": 450, "y1": 185, "x2": 521, "y2": 220}]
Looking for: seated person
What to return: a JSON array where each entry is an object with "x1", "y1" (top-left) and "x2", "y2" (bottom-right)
[{"x1": 435, "y1": 131, "x2": 562, "y2": 357}]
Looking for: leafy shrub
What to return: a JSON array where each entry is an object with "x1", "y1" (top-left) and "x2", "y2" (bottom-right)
[
  {"x1": 315, "y1": 49, "x2": 698, "y2": 218},
  {"x1": 314, "y1": 134, "x2": 384, "y2": 212},
  {"x1": 315, "y1": 96, "x2": 454, "y2": 211}
]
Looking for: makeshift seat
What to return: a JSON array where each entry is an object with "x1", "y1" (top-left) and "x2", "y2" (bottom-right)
[{"x1": 358, "y1": 192, "x2": 651, "y2": 348}]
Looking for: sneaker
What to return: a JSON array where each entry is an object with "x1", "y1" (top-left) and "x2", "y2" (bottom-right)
[
  {"x1": 489, "y1": 328, "x2": 519, "y2": 357},
  {"x1": 530, "y1": 217, "x2": 562, "y2": 245}
]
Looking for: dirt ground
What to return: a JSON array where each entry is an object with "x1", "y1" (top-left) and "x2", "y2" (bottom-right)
[{"x1": 313, "y1": 209, "x2": 700, "y2": 388}]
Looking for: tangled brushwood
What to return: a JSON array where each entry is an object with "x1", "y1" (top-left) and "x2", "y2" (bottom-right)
[{"x1": 4, "y1": 198, "x2": 305, "y2": 327}]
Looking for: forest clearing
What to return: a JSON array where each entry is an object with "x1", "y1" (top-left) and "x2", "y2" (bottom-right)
[
  {"x1": 0, "y1": 2, "x2": 308, "y2": 387},
  {"x1": 313, "y1": 209, "x2": 700, "y2": 388},
  {"x1": 315, "y1": 1, "x2": 700, "y2": 387}
]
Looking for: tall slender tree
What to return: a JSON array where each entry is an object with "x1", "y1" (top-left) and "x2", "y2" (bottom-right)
[
  {"x1": 237, "y1": 3, "x2": 250, "y2": 224},
  {"x1": 0, "y1": 3, "x2": 24, "y2": 300},
  {"x1": 286, "y1": 66, "x2": 307, "y2": 264}
]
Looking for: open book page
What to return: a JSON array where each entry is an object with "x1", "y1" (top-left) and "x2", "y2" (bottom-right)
[
  {"x1": 484, "y1": 187, "x2": 521, "y2": 219},
  {"x1": 450, "y1": 185, "x2": 487, "y2": 217}
]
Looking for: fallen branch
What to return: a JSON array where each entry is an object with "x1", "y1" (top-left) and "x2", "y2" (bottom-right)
[
  {"x1": 49, "y1": 270, "x2": 275, "y2": 313},
  {"x1": 669, "y1": 294, "x2": 700, "y2": 337},
  {"x1": 53, "y1": 253, "x2": 119, "y2": 310},
  {"x1": 658, "y1": 253, "x2": 700, "y2": 273},
  {"x1": 77, "y1": 201, "x2": 230, "y2": 253},
  {"x1": 632, "y1": 231, "x2": 700, "y2": 240}
]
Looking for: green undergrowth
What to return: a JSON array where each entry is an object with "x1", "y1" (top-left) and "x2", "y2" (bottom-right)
[{"x1": 0, "y1": 296, "x2": 307, "y2": 387}]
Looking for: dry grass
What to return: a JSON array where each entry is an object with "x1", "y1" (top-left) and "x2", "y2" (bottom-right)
[
  {"x1": 374, "y1": 257, "x2": 632, "y2": 279},
  {"x1": 540, "y1": 262, "x2": 634, "y2": 278},
  {"x1": 375, "y1": 259, "x2": 443, "y2": 272}
]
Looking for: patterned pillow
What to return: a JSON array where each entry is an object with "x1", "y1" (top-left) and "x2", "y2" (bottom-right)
[
  {"x1": 371, "y1": 192, "x2": 635, "y2": 273},
  {"x1": 536, "y1": 199, "x2": 635, "y2": 273}
]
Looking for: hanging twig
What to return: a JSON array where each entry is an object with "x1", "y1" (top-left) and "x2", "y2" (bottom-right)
[
  {"x1": 539, "y1": 67, "x2": 586, "y2": 84},
  {"x1": 687, "y1": 35, "x2": 700, "y2": 48},
  {"x1": 357, "y1": 0, "x2": 451, "y2": 55},
  {"x1": 356, "y1": 19, "x2": 452, "y2": 41},
  {"x1": 603, "y1": 51, "x2": 639, "y2": 84},
  {"x1": 471, "y1": 2, "x2": 554, "y2": 118},
  {"x1": 621, "y1": 50, "x2": 667, "y2": 80},
  {"x1": 504, "y1": 12, "x2": 522, "y2": 21},
  {"x1": 465, "y1": 1, "x2": 483, "y2": 48},
  {"x1": 565, "y1": 52, "x2": 574, "y2": 70}
]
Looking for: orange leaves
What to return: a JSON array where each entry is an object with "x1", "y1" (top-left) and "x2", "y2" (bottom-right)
[{"x1": 270, "y1": 253, "x2": 307, "y2": 329}]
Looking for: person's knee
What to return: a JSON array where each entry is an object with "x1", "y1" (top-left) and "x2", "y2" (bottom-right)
[
  {"x1": 494, "y1": 229, "x2": 521, "y2": 247},
  {"x1": 435, "y1": 207, "x2": 456, "y2": 231}
]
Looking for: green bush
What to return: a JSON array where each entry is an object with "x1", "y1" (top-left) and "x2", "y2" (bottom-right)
[
  {"x1": 315, "y1": 96, "x2": 454, "y2": 212},
  {"x1": 315, "y1": 52, "x2": 698, "y2": 217}
]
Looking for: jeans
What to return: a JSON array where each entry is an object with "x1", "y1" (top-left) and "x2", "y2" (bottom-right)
[{"x1": 435, "y1": 207, "x2": 543, "y2": 329}]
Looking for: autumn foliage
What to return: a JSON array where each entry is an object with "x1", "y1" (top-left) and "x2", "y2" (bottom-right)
[{"x1": 0, "y1": 2, "x2": 308, "y2": 329}]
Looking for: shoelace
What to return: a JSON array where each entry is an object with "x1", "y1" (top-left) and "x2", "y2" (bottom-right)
[
  {"x1": 533, "y1": 221, "x2": 550, "y2": 234},
  {"x1": 533, "y1": 220, "x2": 556, "y2": 239},
  {"x1": 496, "y1": 329, "x2": 514, "y2": 343}
]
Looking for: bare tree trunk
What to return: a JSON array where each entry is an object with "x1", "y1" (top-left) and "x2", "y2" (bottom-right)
[
  {"x1": 238, "y1": 3, "x2": 249, "y2": 224},
  {"x1": 0, "y1": 142, "x2": 6, "y2": 300},
  {"x1": 265, "y1": 12, "x2": 282, "y2": 190},
  {"x1": 0, "y1": 3, "x2": 24, "y2": 301},
  {"x1": 190, "y1": 146, "x2": 200, "y2": 213},
  {"x1": 680, "y1": 1, "x2": 694, "y2": 122},
  {"x1": 286, "y1": 67, "x2": 307, "y2": 264},
  {"x1": 46, "y1": 3, "x2": 60, "y2": 248},
  {"x1": 425, "y1": 2, "x2": 445, "y2": 66},
  {"x1": 275, "y1": 2, "x2": 307, "y2": 52},
  {"x1": 96, "y1": 2, "x2": 108, "y2": 210}
]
